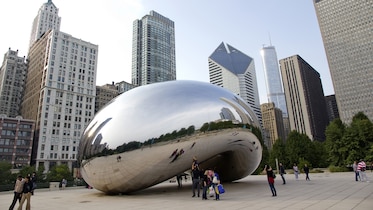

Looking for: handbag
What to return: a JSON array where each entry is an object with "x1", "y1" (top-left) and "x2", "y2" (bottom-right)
[
  {"x1": 208, "y1": 186, "x2": 215, "y2": 196},
  {"x1": 217, "y1": 184, "x2": 225, "y2": 194}
]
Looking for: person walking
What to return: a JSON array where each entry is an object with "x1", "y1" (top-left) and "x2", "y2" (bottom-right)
[
  {"x1": 279, "y1": 163, "x2": 286, "y2": 184},
  {"x1": 17, "y1": 176, "x2": 33, "y2": 210},
  {"x1": 9, "y1": 175, "x2": 24, "y2": 210},
  {"x1": 303, "y1": 164, "x2": 310, "y2": 181},
  {"x1": 353, "y1": 161, "x2": 360, "y2": 181},
  {"x1": 293, "y1": 163, "x2": 299, "y2": 180},
  {"x1": 264, "y1": 165, "x2": 277, "y2": 197}
]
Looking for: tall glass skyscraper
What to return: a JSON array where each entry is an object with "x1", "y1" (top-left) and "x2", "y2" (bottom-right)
[
  {"x1": 260, "y1": 45, "x2": 288, "y2": 117},
  {"x1": 132, "y1": 11, "x2": 176, "y2": 86},
  {"x1": 314, "y1": 0, "x2": 373, "y2": 124},
  {"x1": 209, "y1": 42, "x2": 262, "y2": 125}
]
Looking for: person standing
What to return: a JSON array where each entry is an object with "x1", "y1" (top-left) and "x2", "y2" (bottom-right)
[
  {"x1": 279, "y1": 163, "x2": 286, "y2": 184},
  {"x1": 293, "y1": 163, "x2": 299, "y2": 180},
  {"x1": 201, "y1": 170, "x2": 211, "y2": 200},
  {"x1": 303, "y1": 164, "x2": 310, "y2": 181},
  {"x1": 191, "y1": 157, "x2": 200, "y2": 197},
  {"x1": 211, "y1": 169, "x2": 221, "y2": 200},
  {"x1": 61, "y1": 178, "x2": 67, "y2": 190},
  {"x1": 358, "y1": 159, "x2": 367, "y2": 182},
  {"x1": 264, "y1": 165, "x2": 277, "y2": 197},
  {"x1": 30, "y1": 172, "x2": 37, "y2": 195},
  {"x1": 9, "y1": 175, "x2": 24, "y2": 210},
  {"x1": 17, "y1": 176, "x2": 33, "y2": 210},
  {"x1": 353, "y1": 161, "x2": 360, "y2": 181}
]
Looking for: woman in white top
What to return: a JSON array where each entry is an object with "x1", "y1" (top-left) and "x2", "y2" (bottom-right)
[{"x1": 293, "y1": 163, "x2": 299, "y2": 180}]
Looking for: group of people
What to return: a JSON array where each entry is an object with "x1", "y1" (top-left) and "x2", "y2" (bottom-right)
[
  {"x1": 353, "y1": 159, "x2": 369, "y2": 182},
  {"x1": 9, "y1": 172, "x2": 37, "y2": 210},
  {"x1": 191, "y1": 157, "x2": 222, "y2": 200},
  {"x1": 264, "y1": 163, "x2": 312, "y2": 197}
]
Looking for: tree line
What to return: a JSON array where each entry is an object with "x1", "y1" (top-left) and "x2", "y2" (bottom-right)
[{"x1": 260, "y1": 112, "x2": 373, "y2": 173}]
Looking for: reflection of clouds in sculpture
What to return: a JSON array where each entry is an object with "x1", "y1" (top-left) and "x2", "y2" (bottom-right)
[{"x1": 78, "y1": 80, "x2": 262, "y2": 194}]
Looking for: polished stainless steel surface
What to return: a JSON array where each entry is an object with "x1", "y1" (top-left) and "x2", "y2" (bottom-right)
[{"x1": 78, "y1": 80, "x2": 262, "y2": 194}]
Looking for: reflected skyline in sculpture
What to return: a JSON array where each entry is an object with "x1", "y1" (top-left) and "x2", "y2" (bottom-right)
[{"x1": 78, "y1": 80, "x2": 262, "y2": 194}]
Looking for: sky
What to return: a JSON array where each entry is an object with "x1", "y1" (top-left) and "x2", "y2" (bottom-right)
[{"x1": 0, "y1": 0, "x2": 334, "y2": 104}]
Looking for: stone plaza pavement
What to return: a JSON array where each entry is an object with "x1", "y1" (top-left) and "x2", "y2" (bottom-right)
[{"x1": 1, "y1": 172, "x2": 372, "y2": 210}]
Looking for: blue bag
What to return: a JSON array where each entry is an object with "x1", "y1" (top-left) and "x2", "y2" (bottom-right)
[{"x1": 218, "y1": 184, "x2": 225, "y2": 194}]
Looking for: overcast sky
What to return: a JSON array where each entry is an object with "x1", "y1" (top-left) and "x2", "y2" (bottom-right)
[{"x1": 0, "y1": 0, "x2": 333, "y2": 104}]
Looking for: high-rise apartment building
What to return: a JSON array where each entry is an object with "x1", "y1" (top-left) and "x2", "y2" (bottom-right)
[
  {"x1": 260, "y1": 103, "x2": 285, "y2": 149},
  {"x1": 95, "y1": 83, "x2": 119, "y2": 113},
  {"x1": 209, "y1": 42, "x2": 262, "y2": 125},
  {"x1": 279, "y1": 55, "x2": 329, "y2": 142},
  {"x1": 132, "y1": 11, "x2": 176, "y2": 86},
  {"x1": 0, "y1": 115, "x2": 35, "y2": 169},
  {"x1": 29, "y1": 0, "x2": 61, "y2": 48},
  {"x1": 21, "y1": 1, "x2": 98, "y2": 171},
  {"x1": 314, "y1": 0, "x2": 373, "y2": 124},
  {"x1": 260, "y1": 45, "x2": 287, "y2": 117},
  {"x1": 0, "y1": 49, "x2": 27, "y2": 117}
]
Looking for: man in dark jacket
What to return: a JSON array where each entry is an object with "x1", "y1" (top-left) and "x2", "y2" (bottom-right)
[
  {"x1": 303, "y1": 164, "x2": 310, "y2": 181},
  {"x1": 279, "y1": 163, "x2": 286, "y2": 184}
]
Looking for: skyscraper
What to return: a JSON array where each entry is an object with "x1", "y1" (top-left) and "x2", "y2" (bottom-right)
[
  {"x1": 21, "y1": 1, "x2": 98, "y2": 171},
  {"x1": 261, "y1": 102, "x2": 285, "y2": 149},
  {"x1": 260, "y1": 45, "x2": 287, "y2": 117},
  {"x1": 325, "y1": 94, "x2": 339, "y2": 123},
  {"x1": 314, "y1": 0, "x2": 373, "y2": 124},
  {"x1": 0, "y1": 49, "x2": 27, "y2": 117},
  {"x1": 29, "y1": 0, "x2": 61, "y2": 48},
  {"x1": 209, "y1": 42, "x2": 262, "y2": 125},
  {"x1": 279, "y1": 55, "x2": 329, "y2": 142},
  {"x1": 132, "y1": 11, "x2": 176, "y2": 86}
]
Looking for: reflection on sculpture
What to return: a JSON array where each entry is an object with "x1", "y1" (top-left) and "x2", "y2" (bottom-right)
[{"x1": 78, "y1": 80, "x2": 262, "y2": 194}]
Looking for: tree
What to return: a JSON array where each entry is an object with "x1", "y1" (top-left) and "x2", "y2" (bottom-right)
[
  {"x1": 324, "y1": 118, "x2": 346, "y2": 166},
  {"x1": 0, "y1": 161, "x2": 13, "y2": 184},
  {"x1": 269, "y1": 139, "x2": 287, "y2": 168},
  {"x1": 344, "y1": 112, "x2": 373, "y2": 165},
  {"x1": 324, "y1": 112, "x2": 373, "y2": 167},
  {"x1": 285, "y1": 131, "x2": 313, "y2": 166},
  {"x1": 311, "y1": 141, "x2": 328, "y2": 168},
  {"x1": 46, "y1": 164, "x2": 73, "y2": 182}
]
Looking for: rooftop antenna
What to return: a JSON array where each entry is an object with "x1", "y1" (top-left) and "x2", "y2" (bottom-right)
[{"x1": 268, "y1": 32, "x2": 272, "y2": 46}]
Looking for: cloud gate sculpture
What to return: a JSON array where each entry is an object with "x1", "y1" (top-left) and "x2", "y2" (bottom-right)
[{"x1": 78, "y1": 80, "x2": 262, "y2": 194}]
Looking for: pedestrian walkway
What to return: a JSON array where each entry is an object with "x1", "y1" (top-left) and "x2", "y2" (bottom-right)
[{"x1": 1, "y1": 172, "x2": 372, "y2": 210}]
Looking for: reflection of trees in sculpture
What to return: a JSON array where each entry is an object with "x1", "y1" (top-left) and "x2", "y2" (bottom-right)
[{"x1": 90, "y1": 122, "x2": 263, "y2": 158}]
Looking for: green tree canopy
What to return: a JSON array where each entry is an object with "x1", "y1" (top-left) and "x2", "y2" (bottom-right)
[
  {"x1": 324, "y1": 112, "x2": 373, "y2": 166},
  {"x1": 325, "y1": 118, "x2": 346, "y2": 166},
  {"x1": 285, "y1": 131, "x2": 314, "y2": 166},
  {"x1": 0, "y1": 161, "x2": 14, "y2": 184},
  {"x1": 269, "y1": 139, "x2": 287, "y2": 168},
  {"x1": 46, "y1": 164, "x2": 73, "y2": 182}
]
